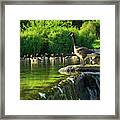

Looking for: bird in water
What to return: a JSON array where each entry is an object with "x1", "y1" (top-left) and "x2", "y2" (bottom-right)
[{"x1": 69, "y1": 32, "x2": 96, "y2": 65}]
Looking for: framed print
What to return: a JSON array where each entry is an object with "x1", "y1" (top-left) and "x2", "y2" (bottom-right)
[{"x1": 0, "y1": 0, "x2": 119, "y2": 119}]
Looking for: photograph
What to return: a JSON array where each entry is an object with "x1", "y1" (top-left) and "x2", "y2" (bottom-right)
[
  {"x1": 2, "y1": 1, "x2": 118, "y2": 118},
  {"x1": 20, "y1": 20, "x2": 100, "y2": 100}
]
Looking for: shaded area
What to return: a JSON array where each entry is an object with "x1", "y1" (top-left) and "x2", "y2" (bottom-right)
[
  {"x1": 39, "y1": 72, "x2": 100, "y2": 100},
  {"x1": 20, "y1": 56, "x2": 80, "y2": 100}
]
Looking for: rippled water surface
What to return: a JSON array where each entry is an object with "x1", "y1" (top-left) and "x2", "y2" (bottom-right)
[{"x1": 20, "y1": 57, "x2": 80, "y2": 100}]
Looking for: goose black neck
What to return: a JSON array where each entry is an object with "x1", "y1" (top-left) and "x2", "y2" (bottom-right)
[{"x1": 71, "y1": 34, "x2": 76, "y2": 46}]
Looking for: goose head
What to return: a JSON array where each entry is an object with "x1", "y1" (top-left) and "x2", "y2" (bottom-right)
[{"x1": 69, "y1": 32, "x2": 74, "y2": 37}]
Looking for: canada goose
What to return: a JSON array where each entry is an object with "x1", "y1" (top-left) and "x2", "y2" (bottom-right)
[
  {"x1": 49, "y1": 54, "x2": 55, "y2": 61},
  {"x1": 69, "y1": 32, "x2": 95, "y2": 65},
  {"x1": 44, "y1": 53, "x2": 48, "y2": 60},
  {"x1": 60, "y1": 53, "x2": 65, "y2": 63},
  {"x1": 30, "y1": 56, "x2": 38, "y2": 64},
  {"x1": 49, "y1": 54, "x2": 55, "y2": 66}
]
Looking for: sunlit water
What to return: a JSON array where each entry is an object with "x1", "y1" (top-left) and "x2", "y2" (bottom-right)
[{"x1": 20, "y1": 57, "x2": 80, "y2": 100}]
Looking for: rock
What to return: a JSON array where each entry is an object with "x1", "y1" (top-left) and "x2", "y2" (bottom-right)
[
  {"x1": 40, "y1": 72, "x2": 100, "y2": 100},
  {"x1": 58, "y1": 65, "x2": 100, "y2": 75}
]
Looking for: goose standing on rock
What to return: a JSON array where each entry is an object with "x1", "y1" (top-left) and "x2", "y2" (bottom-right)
[{"x1": 69, "y1": 32, "x2": 95, "y2": 65}]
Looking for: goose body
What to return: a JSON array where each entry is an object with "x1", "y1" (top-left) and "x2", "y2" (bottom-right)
[
  {"x1": 70, "y1": 32, "x2": 95, "y2": 65},
  {"x1": 74, "y1": 46, "x2": 95, "y2": 59}
]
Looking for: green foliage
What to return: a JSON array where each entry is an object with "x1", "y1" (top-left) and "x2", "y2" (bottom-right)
[
  {"x1": 20, "y1": 20, "x2": 100, "y2": 57},
  {"x1": 77, "y1": 20, "x2": 100, "y2": 48},
  {"x1": 92, "y1": 39, "x2": 100, "y2": 49}
]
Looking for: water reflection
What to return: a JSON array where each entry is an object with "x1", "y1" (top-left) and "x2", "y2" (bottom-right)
[{"x1": 20, "y1": 56, "x2": 80, "y2": 100}]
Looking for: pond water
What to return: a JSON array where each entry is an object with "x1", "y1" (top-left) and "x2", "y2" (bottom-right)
[{"x1": 20, "y1": 56, "x2": 80, "y2": 100}]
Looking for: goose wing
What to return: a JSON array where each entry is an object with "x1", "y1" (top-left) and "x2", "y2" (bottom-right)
[{"x1": 76, "y1": 47, "x2": 95, "y2": 54}]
